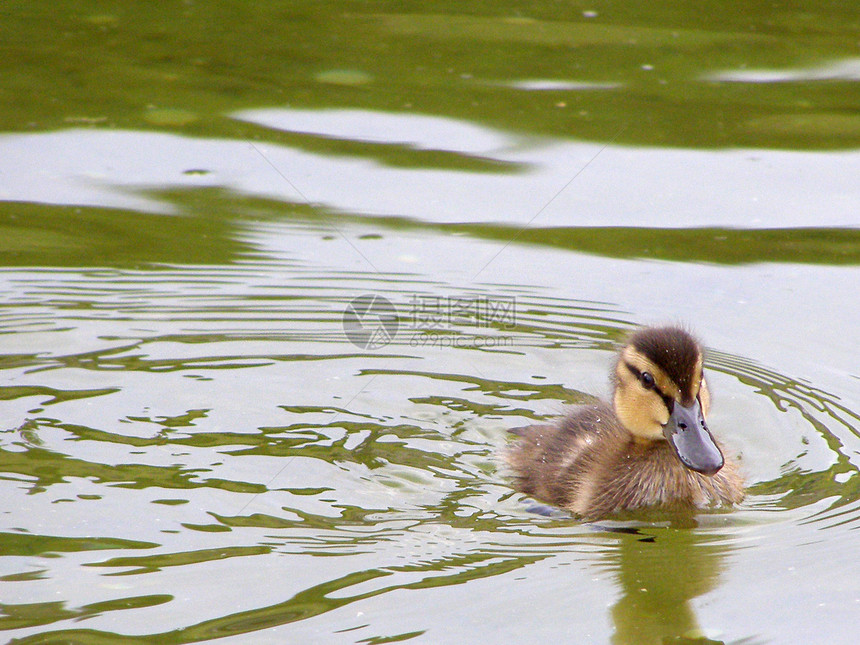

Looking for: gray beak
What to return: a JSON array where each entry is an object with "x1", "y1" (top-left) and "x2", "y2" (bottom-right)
[{"x1": 662, "y1": 399, "x2": 724, "y2": 475}]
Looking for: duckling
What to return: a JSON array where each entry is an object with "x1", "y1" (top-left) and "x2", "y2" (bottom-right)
[{"x1": 506, "y1": 326, "x2": 743, "y2": 519}]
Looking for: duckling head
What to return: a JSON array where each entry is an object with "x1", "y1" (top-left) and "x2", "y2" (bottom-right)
[{"x1": 613, "y1": 326, "x2": 724, "y2": 475}]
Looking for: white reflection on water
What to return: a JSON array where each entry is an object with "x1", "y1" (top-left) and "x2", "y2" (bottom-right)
[
  {"x1": 501, "y1": 79, "x2": 621, "y2": 91},
  {"x1": 235, "y1": 108, "x2": 514, "y2": 154},
  {"x1": 2, "y1": 109, "x2": 860, "y2": 228},
  {"x1": 707, "y1": 56, "x2": 860, "y2": 83}
]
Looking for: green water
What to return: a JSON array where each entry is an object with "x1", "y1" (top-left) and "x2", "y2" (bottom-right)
[{"x1": 1, "y1": 2, "x2": 859, "y2": 644}]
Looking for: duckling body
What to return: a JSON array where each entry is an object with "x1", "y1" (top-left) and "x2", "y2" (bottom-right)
[{"x1": 506, "y1": 327, "x2": 744, "y2": 519}]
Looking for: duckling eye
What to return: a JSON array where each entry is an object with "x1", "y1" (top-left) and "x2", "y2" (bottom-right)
[{"x1": 640, "y1": 372, "x2": 655, "y2": 389}]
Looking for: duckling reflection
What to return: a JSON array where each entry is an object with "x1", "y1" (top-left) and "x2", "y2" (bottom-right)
[
  {"x1": 602, "y1": 525, "x2": 730, "y2": 645},
  {"x1": 506, "y1": 326, "x2": 744, "y2": 519}
]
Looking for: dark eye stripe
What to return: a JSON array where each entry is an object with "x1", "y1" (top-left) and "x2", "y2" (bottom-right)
[
  {"x1": 624, "y1": 361, "x2": 651, "y2": 387},
  {"x1": 662, "y1": 393, "x2": 675, "y2": 414},
  {"x1": 624, "y1": 361, "x2": 642, "y2": 381},
  {"x1": 624, "y1": 361, "x2": 675, "y2": 413}
]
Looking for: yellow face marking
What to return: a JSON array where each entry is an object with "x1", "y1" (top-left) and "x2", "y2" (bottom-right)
[
  {"x1": 699, "y1": 375, "x2": 711, "y2": 417},
  {"x1": 689, "y1": 353, "x2": 704, "y2": 404}
]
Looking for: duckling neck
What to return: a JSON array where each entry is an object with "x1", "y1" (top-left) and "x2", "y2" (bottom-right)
[{"x1": 630, "y1": 434, "x2": 662, "y2": 447}]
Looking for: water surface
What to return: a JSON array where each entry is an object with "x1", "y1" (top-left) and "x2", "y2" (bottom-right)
[{"x1": 1, "y1": 2, "x2": 859, "y2": 644}]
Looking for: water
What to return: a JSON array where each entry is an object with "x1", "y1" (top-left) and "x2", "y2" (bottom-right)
[{"x1": 1, "y1": 2, "x2": 859, "y2": 644}]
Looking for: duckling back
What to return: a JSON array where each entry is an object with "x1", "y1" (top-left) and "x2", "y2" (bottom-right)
[{"x1": 507, "y1": 402, "x2": 625, "y2": 514}]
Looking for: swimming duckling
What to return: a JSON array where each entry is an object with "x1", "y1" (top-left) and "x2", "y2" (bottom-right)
[{"x1": 506, "y1": 326, "x2": 743, "y2": 519}]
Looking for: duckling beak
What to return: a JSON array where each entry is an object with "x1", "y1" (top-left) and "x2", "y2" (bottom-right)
[{"x1": 662, "y1": 400, "x2": 724, "y2": 475}]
